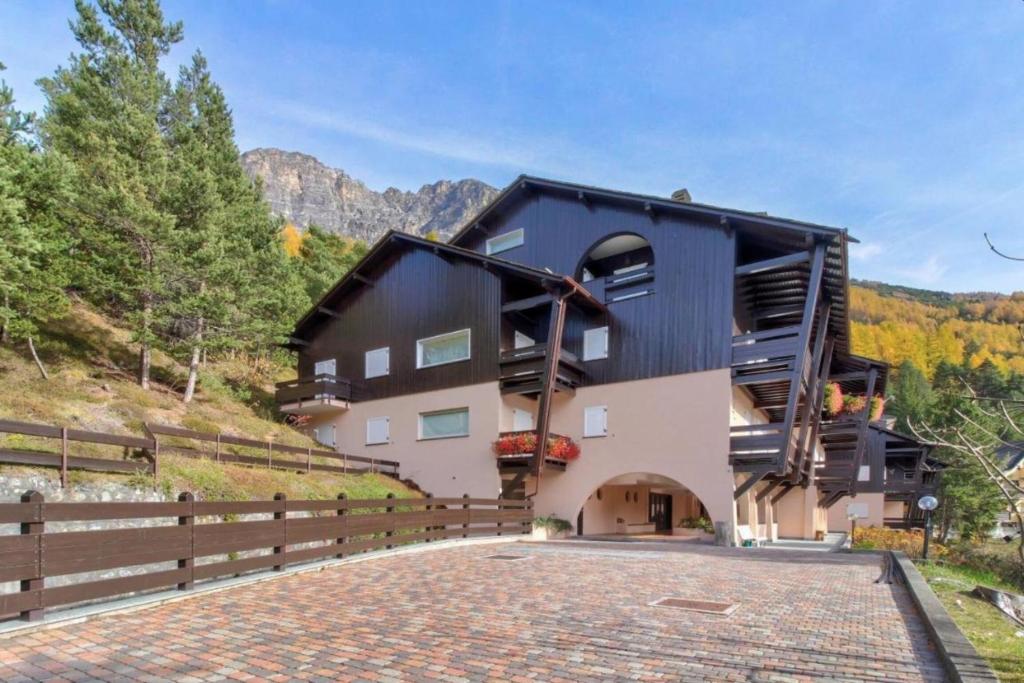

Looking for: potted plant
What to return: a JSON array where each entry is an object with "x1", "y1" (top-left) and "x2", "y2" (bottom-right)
[
  {"x1": 615, "y1": 517, "x2": 628, "y2": 534},
  {"x1": 493, "y1": 432, "x2": 537, "y2": 457},
  {"x1": 869, "y1": 395, "x2": 885, "y2": 421},
  {"x1": 532, "y1": 515, "x2": 573, "y2": 540},
  {"x1": 823, "y1": 382, "x2": 843, "y2": 417},
  {"x1": 673, "y1": 516, "x2": 715, "y2": 538},
  {"x1": 842, "y1": 394, "x2": 866, "y2": 415}
]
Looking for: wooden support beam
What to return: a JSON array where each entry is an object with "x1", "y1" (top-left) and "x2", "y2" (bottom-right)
[
  {"x1": 777, "y1": 242, "x2": 827, "y2": 477},
  {"x1": 755, "y1": 479, "x2": 780, "y2": 503},
  {"x1": 804, "y1": 339, "x2": 835, "y2": 488},
  {"x1": 752, "y1": 304, "x2": 806, "y2": 320},
  {"x1": 352, "y1": 272, "x2": 374, "y2": 287},
  {"x1": 734, "y1": 470, "x2": 769, "y2": 500},
  {"x1": 432, "y1": 245, "x2": 456, "y2": 264},
  {"x1": 828, "y1": 371, "x2": 869, "y2": 382},
  {"x1": 643, "y1": 201, "x2": 657, "y2": 220},
  {"x1": 577, "y1": 190, "x2": 589, "y2": 206},
  {"x1": 735, "y1": 251, "x2": 811, "y2": 277},
  {"x1": 532, "y1": 295, "x2": 569, "y2": 477},
  {"x1": 720, "y1": 215, "x2": 733, "y2": 237},
  {"x1": 317, "y1": 306, "x2": 341, "y2": 319},
  {"x1": 733, "y1": 370, "x2": 794, "y2": 386},
  {"x1": 790, "y1": 302, "x2": 831, "y2": 484},
  {"x1": 287, "y1": 337, "x2": 308, "y2": 347},
  {"x1": 502, "y1": 292, "x2": 555, "y2": 313},
  {"x1": 849, "y1": 367, "x2": 878, "y2": 497},
  {"x1": 771, "y1": 483, "x2": 795, "y2": 505}
]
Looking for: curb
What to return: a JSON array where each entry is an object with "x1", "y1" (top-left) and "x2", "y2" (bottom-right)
[
  {"x1": 0, "y1": 535, "x2": 517, "y2": 639},
  {"x1": 890, "y1": 551, "x2": 998, "y2": 683}
]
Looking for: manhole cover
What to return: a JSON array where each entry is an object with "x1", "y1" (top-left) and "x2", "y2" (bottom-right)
[
  {"x1": 485, "y1": 554, "x2": 530, "y2": 561},
  {"x1": 649, "y1": 597, "x2": 738, "y2": 615}
]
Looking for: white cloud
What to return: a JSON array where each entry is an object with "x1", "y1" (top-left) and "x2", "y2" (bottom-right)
[
  {"x1": 849, "y1": 242, "x2": 883, "y2": 262},
  {"x1": 893, "y1": 254, "x2": 949, "y2": 287}
]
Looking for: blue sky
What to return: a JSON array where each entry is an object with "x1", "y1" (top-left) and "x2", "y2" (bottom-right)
[{"x1": 3, "y1": 1, "x2": 1024, "y2": 293}]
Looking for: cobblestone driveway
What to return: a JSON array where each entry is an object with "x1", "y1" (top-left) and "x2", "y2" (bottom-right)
[{"x1": 0, "y1": 541, "x2": 945, "y2": 682}]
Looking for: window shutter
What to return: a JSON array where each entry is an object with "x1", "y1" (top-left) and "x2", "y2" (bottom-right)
[
  {"x1": 857, "y1": 465, "x2": 871, "y2": 482},
  {"x1": 512, "y1": 409, "x2": 534, "y2": 431},
  {"x1": 366, "y1": 416, "x2": 390, "y2": 445},
  {"x1": 584, "y1": 406, "x2": 608, "y2": 437},
  {"x1": 583, "y1": 327, "x2": 609, "y2": 361},
  {"x1": 365, "y1": 347, "x2": 390, "y2": 378}
]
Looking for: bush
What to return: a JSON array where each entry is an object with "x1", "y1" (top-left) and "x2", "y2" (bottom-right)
[
  {"x1": 677, "y1": 516, "x2": 714, "y2": 533},
  {"x1": 946, "y1": 543, "x2": 1024, "y2": 592},
  {"x1": 534, "y1": 515, "x2": 573, "y2": 532},
  {"x1": 852, "y1": 526, "x2": 947, "y2": 559}
]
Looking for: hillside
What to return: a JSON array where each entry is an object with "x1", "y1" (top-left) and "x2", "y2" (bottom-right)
[
  {"x1": 0, "y1": 301, "x2": 415, "y2": 502},
  {"x1": 241, "y1": 148, "x2": 498, "y2": 241},
  {"x1": 850, "y1": 280, "x2": 1024, "y2": 377}
]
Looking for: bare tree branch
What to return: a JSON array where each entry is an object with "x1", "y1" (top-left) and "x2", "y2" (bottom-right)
[{"x1": 984, "y1": 232, "x2": 1024, "y2": 261}]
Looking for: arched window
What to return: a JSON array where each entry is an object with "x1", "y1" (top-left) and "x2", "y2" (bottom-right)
[{"x1": 577, "y1": 233, "x2": 654, "y2": 303}]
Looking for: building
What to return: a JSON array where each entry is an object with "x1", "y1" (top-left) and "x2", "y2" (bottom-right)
[{"x1": 277, "y1": 176, "x2": 938, "y2": 544}]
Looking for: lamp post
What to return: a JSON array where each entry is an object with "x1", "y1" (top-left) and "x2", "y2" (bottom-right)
[{"x1": 918, "y1": 495, "x2": 939, "y2": 560}]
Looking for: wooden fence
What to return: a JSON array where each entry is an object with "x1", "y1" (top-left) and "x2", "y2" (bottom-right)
[
  {"x1": 0, "y1": 492, "x2": 532, "y2": 622},
  {"x1": 0, "y1": 419, "x2": 400, "y2": 486}
]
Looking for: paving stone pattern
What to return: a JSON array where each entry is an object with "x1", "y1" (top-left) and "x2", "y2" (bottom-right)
[{"x1": 0, "y1": 542, "x2": 946, "y2": 682}]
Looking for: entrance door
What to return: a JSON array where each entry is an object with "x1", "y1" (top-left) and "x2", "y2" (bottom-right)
[{"x1": 649, "y1": 493, "x2": 673, "y2": 532}]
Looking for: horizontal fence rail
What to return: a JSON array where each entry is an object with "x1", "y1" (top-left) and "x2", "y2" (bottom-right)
[
  {"x1": 0, "y1": 419, "x2": 400, "y2": 485},
  {"x1": 0, "y1": 492, "x2": 531, "y2": 622}
]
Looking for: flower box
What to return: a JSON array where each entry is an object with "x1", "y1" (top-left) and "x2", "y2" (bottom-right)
[{"x1": 493, "y1": 432, "x2": 580, "y2": 461}]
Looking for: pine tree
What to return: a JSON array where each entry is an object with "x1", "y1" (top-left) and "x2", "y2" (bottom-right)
[
  {"x1": 888, "y1": 360, "x2": 933, "y2": 433},
  {"x1": 295, "y1": 226, "x2": 368, "y2": 304},
  {"x1": 0, "y1": 63, "x2": 74, "y2": 377},
  {"x1": 37, "y1": 0, "x2": 183, "y2": 389}
]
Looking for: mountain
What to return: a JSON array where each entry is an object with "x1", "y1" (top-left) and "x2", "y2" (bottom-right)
[
  {"x1": 849, "y1": 281, "x2": 1024, "y2": 377},
  {"x1": 240, "y1": 148, "x2": 498, "y2": 242}
]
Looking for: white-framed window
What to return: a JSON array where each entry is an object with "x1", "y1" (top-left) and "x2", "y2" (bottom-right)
[
  {"x1": 365, "y1": 347, "x2": 390, "y2": 379},
  {"x1": 313, "y1": 424, "x2": 336, "y2": 448},
  {"x1": 419, "y1": 408, "x2": 469, "y2": 440},
  {"x1": 583, "y1": 326, "x2": 609, "y2": 361},
  {"x1": 514, "y1": 330, "x2": 535, "y2": 349},
  {"x1": 512, "y1": 408, "x2": 534, "y2": 432},
  {"x1": 366, "y1": 416, "x2": 390, "y2": 445},
  {"x1": 857, "y1": 465, "x2": 871, "y2": 482},
  {"x1": 417, "y1": 329, "x2": 471, "y2": 369},
  {"x1": 485, "y1": 228, "x2": 524, "y2": 255},
  {"x1": 314, "y1": 358, "x2": 336, "y2": 377},
  {"x1": 583, "y1": 405, "x2": 608, "y2": 438}
]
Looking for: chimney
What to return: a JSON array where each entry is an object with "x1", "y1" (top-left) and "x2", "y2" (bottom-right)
[{"x1": 671, "y1": 188, "x2": 692, "y2": 203}]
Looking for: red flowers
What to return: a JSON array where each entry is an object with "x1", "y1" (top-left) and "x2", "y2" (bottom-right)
[{"x1": 492, "y1": 432, "x2": 581, "y2": 461}]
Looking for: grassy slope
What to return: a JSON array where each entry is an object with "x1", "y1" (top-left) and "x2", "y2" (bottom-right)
[
  {"x1": 0, "y1": 302, "x2": 416, "y2": 502},
  {"x1": 917, "y1": 562, "x2": 1024, "y2": 682}
]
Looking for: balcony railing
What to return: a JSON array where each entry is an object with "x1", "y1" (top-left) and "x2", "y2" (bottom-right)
[
  {"x1": 275, "y1": 374, "x2": 353, "y2": 414},
  {"x1": 581, "y1": 267, "x2": 655, "y2": 304},
  {"x1": 730, "y1": 326, "x2": 801, "y2": 386},
  {"x1": 499, "y1": 345, "x2": 584, "y2": 396}
]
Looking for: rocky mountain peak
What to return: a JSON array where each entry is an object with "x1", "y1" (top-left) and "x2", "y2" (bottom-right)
[{"x1": 240, "y1": 148, "x2": 498, "y2": 242}]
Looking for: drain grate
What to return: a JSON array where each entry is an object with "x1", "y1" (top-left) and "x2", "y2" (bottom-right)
[
  {"x1": 485, "y1": 554, "x2": 531, "y2": 561},
  {"x1": 649, "y1": 597, "x2": 738, "y2": 615}
]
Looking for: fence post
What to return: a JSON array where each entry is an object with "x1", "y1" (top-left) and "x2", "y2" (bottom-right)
[
  {"x1": 385, "y1": 493, "x2": 395, "y2": 549},
  {"x1": 496, "y1": 494, "x2": 504, "y2": 537},
  {"x1": 215, "y1": 433, "x2": 221, "y2": 463},
  {"x1": 267, "y1": 442, "x2": 273, "y2": 470},
  {"x1": 525, "y1": 499, "x2": 534, "y2": 535},
  {"x1": 306, "y1": 447, "x2": 312, "y2": 474},
  {"x1": 273, "y1": 492, "x2": 286, "y2": 571},
  {"x1": 20, "y1": 490, "x2": 44, "y2": 622},
  {"x1": 150, "y1": 428, "x2": 160, "y2": 480},
  {"x1": 59, "y1": 427, "x2": 69, "y2": 488},
  {"x1": 177, "y1": 492, "x2": 194, "y2": 591},
  {"x1": 425, "y1": 493, "x2": 433, "y2": 543},
  {"x1": 336, "y1": 493, "x2": 347, "y2": 559},
  {"x1": 343, "y1": 453, "x2": 348, "y2": 475},
  {"x1": 462, "y1": 494, "x2": 470, "y2": 539}
]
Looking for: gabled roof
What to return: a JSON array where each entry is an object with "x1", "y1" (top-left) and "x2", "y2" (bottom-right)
[
  {"x1": 449, "y1": 175, "x2": 856, "y2": 246},
  {"x1": 289, "y1": 231, "x2": 603, "y2": 342}
]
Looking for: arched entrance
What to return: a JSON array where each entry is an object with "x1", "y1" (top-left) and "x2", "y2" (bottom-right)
[
  {"x1": 574, "y1": 472, "x2": 714, "y2": 539},
  {"x1": 576, "y1": 232, "x2": 654, "y2": 283}
]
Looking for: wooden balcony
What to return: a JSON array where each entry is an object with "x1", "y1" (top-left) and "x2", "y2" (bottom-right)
[
  {"x1": 581, "y1": 267, "x2": 655, "y2": 304},
  {"x1": 275, "y1": 374, "x2": 352, "y2": 415},
  {"x1": 498, "y1": 345, "x2": 584, "y2": 397},
  {"x1": 730, "y1": 326, "x2": 801, "y2": 387},
  {"x1": 729, "y1": 423, "x2": 790, "y2": 469}
]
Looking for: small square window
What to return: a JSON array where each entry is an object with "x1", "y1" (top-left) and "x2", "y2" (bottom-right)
[
  {"x1": 583, "y1": 327, "x2": 609, "y2": 361},
  {"x1": 417, "y1": 329, "x2": 471, "y2": 369},
  {"x1": 365, "y1": 347, "x2": 390, "y2": 379},
  {"x1": 366, "y1": 416, "x2": 390, "y2": 445},
  {"x1": 314, "y1": 358, "x2": 336, "y2": 376},
  {"x1": 419, "y1": 408, "x2": 469, "y2": 440},
  {"x1": 485, "y1": 228, "x2": 524, "y2": 255},
  {"x1": 584, "y1": 406, "x2": 608, "y2": 438}
]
